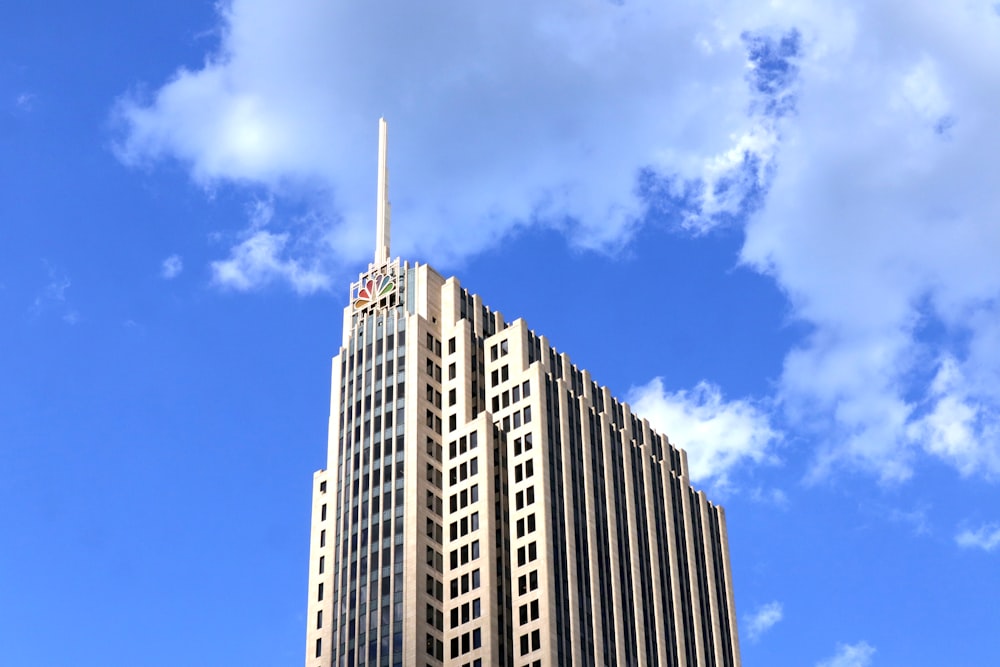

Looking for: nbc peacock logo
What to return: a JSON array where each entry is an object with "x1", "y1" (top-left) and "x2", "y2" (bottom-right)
[{"x1": 353, "y1": 274, "x2": 395, "y2": 309}]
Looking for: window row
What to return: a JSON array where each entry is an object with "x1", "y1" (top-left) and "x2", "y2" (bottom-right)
[
  {"x1": 449, "y1": 512, "x2": 480, "y2": 540},
  {"x1": 425, "y1": 603, "x2": 444, "y2": 631},
  {"x1": 449, "y1": 539, "x2": 481, "y2": 569},
  {"x1": 515, "y1": 513, "x2": 536, "y2": 539},
  {"x1": 514, "y1": 486, "x2": 535, "y2": 511},
  {"x1": 516, "y1": 541, "x2": 538, "y2": 567},
  {"x1": 450, "y1": 568, "x2": 481, "y2": 598},
  {"x1": 449, "y1": 484, "x2": 480, "y2": 513},
  {"x1": 518, "y1": 599, "x2": 540, "y2": 624},
  {"x1": 450, "y1": 597, "x2": 482, "y2": 628},
  {"x1": 449, "y1": 457, "x2": 479, "y2": 485},
  {"x1": 490, "y1": 364, "x2": 510, "y2": 387},
  {"x1": 519, "y1": 629, "x2": 541, "y2": 656},
  {"x1": 448, "y1": 432, "x2": 479, "y2": 458},
  {"x1": 491, "y1": 381, "x2": 530, "y2": 413},
  {"x1": 450, "y1": 628, "x2": 482, "y2": 659},
  {"x1": 513, "y1": 433, "x2": 533, "y2": 457},
  {"x1": 513, "y1": 459, "x2": 534, "y2": 483},
  {"x1": 426, "y1": 546, "x2": 443, "y2": 573},
  {"x1": 425, "y1": 633, "x2": 444, "y2": 662},
  {"x1": 498, "y1": 407, "x2": 532, "y2": 433},
  {"x1": 426, "y1": 333, "x2": 442, "y2": 358},
  {"x1": 426, "y1": 518, "x2": 443, "y2": 544},
  {"x1": 490, "y1": 338, "x2": 509, "y2": 361}
]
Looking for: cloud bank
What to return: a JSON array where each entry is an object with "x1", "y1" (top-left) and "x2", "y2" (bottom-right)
[{"x1": 114, "y1": 0, "x2": 1000, "y2": 482}]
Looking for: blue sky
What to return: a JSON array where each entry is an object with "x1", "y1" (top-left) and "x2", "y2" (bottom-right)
[{"x1": 2, "y1": 1, "x2": 1000, "y2": 665}]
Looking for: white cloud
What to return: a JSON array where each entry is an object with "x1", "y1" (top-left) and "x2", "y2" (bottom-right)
[
  {"x1": 735, "y1": 2, "x2": 1000, "y2": 482},
  {"x1": 627, "y1": 378, "x2": 778, "y2": 486},
  {"x1": 817, "y1": 641, "x2": 876, "y2": 667},
  {"x1": 113, "y1": 2, "x2": 1000, "y2": 482},
  {"x1": 113, "y1": 0, "x2": 784, "y2": 273},
  {"x1": 744, "y1": 601, "x2": 783, "y2": 641},
  {"x1": 955, "y1": 523, "x2": 1000, "y2": 552},
  {"x1": 161, "y1": 254, "x2": 184, "y2": 279},
  {"x1": 209, "y1": 197, "x2": 332, "y2": 294},
  {"x1": 211, "y1": 229, "x2": 330, "y2": 295}
]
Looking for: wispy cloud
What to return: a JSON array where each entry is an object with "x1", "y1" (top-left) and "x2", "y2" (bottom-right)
[
  {"x1": 749, "y1": 487, "x2": 789, "y2": 508},
  {"x1": 209, "y1": 198, "x2": 331, "y2": 294},
  {"x1": 161, "y1": 254, "x2": 183, "y2": 279},
  {"x1": 955, "y1": 523, "x2": 1000, "y2": 552},
  {"x1": 744, "y1": 601, "x2": 783, "y2": 641},
  {"x1": 31, "y1": 262, "x2": 79, "y2": 324},
  {"x1": 817, "y1": 641, "x2": 876, "y2": 667},
  {"x1": 627, "y1": 378, "x2": 779, "y2": 487},
  {"x1": 887, "y1": 506, "x2": 931, "y2": 537},
  {"x1": 15, "y1": 92, "x2": 36, "y2": 112}
]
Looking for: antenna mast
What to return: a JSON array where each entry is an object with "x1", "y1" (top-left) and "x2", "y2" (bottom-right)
[{"x1": 374, "y1": 118, "x2": 391, "y2": 265}]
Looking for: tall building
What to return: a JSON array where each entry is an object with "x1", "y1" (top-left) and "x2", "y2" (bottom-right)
[{"x1": 305, "y1": 119, "x2": 742, "y2": 667}]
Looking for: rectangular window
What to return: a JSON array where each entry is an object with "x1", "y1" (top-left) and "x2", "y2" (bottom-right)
[
  {"x1": 449, "y1": 363, "x2": 457, "y2": 380},
  {"x1": 318, "y1": 556, "x2": 325, "y2": 574},
  {"x1": 317, "y1": 582, "x2": 324, "y2": 601},
  {"x1": 319, "y1": 480, "x2": 327, "y2": 493},
  {"x1": 315, "y1": 637, "x2": 322, "y2": 658},
  {"x1": 317, "y1": 609, "x2": 323, "y2": 629},
  {"x1": 321, "y1": 504, "x2": 327, "y2": 521},
  {"x1": 448, "y1": 337, "x2": 456, "y2": 354}
]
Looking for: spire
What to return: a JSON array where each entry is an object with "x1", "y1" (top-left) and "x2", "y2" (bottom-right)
[{"x1": 374, "y1": 117, "x2": 391, "y2": 265}]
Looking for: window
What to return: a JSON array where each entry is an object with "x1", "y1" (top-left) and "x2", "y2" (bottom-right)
[
  {"x1": 315, "y1": 637, "x2": 322, "y2": 658},
  {"x1": 319, "y1": 480, "x2": 327, "y2": 493},
  {"x1": 316, "y1": 609, "x2": 323, "y2": 629},
  {"x1": 449, "y1": 363, "x2": 457, "y2": 380},
  {"x1": 501, "y1": 339, "x2": 509, "y2": 356},
  {"x1": 448, "y1": 337, "x2": 456, "y2": 354},
  {"x1": 449, "y1": 388, "x2": 457, "y2": 406},
  {"x1": 317, "y1": 582, "x2": 324, "y2": 601},
  {"x1": 320, "y1": 504, "x2": 327, "y2": 521},
  {"x1": 318, "y1": 556, "x2": 325, "y2": 574},
  {"x1": 320, "y1": 529, "x2": 326, "y2": 547},
  {"x1": 501, "y1": 365, "x2": 509, "y2": 382}
]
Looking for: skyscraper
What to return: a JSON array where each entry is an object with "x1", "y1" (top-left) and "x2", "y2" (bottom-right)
[{"x1": 305, "y1": 119, "x2": 742, "y2": 667}]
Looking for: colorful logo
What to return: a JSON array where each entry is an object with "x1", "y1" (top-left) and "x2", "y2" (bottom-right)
[{"x1": 354, "y1": 274, "x2": 394, "y2": 309}]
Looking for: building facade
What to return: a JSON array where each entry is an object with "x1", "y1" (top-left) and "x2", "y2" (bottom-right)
[{"x1": 305, "y1": 120, "x2": 741, "y2": 667}]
